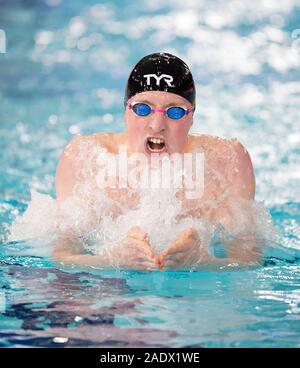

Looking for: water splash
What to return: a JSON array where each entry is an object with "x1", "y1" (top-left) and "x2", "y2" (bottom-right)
[{"x1": 8, "y1": 140, "x2": 278, "y2": 262}]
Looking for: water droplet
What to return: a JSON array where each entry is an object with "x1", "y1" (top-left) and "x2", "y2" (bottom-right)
[{"x1": 53, "y1": 337, "x2": 69, "y2": 344}]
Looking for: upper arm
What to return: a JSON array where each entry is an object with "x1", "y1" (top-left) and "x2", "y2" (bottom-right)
[
  {"x1": 228, "y1": 140, "x2": 255, "y2": 200},
  {"x1": 55, "y1": 135, "x2": 82, "y2": 201},
  {"x1": 55, "y1": 133, "x2": 110, "y2": 201},
  {"x1": 212, "y1": 140, "x2": 257, "y2": 237}
]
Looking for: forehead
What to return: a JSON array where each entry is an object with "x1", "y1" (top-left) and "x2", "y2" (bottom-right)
[{"x1": 130, "y1": 91, "x2": 191, "y2": 107}]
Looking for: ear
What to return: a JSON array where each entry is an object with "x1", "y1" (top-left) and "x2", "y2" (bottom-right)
[{"x1": 124, "y1": 111, "x2": 129, "y2": 127}]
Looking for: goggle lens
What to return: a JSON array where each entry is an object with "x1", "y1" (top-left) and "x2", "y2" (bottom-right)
[
  {"x1": 166, "y1": 106, "x2": 186, "y2": 120},
  {"x1": 132, "y1": 103, "x2": 152, "y2": 116},
  {"x1": 130, "y1": 103, "x2": 189, "y2": 120}
]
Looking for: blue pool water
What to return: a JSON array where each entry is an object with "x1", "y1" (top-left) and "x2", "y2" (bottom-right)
[{"x1": 0, "y1": 0, "x2": 300, "y2": 347}]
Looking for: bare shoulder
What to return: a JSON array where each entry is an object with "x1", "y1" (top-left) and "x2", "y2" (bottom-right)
[
  {"x1": 55, "y1": 134, "x2": 87, "y2": 201},
  {"x1": 92, "y1": 132, "x2": 127, "y2": 154},
  {"x1": 55, "y1": 132, "x2": 126, "y2": 200},
  {"x1": 189, "y1": 134, "x2": 255, "y2": 199},
  {"x1": 60, "y1": 131, "x2": 126, "y2": 157},
  {"x1": 217, "y1": 136, "x2": 256, "y2": 199}
]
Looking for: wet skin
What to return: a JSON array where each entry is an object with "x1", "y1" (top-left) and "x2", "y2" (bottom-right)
[{"x1": 55, "y1": 91, "x2": 257, "y2": 270}]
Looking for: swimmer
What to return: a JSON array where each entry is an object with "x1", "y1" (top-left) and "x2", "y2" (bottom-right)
[{"x1": 54, "y1": 52, "x2": 261, "y2": 271}]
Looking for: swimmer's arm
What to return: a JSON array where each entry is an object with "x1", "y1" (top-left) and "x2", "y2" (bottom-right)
[
  {"x1": 193, "y1": 254, "x2": 261, "y2": 270},
  {"x1": 54, "y1": 252, "x2": 111, "y2": 268},
  {"x1": 158, "y1": 227, "x2": 260, "y2": 271},
  {"x1": 55, "y1": 135, "x2": 82, "y2": 201},
  {"x1": 52, "y1": 227, "x2": 158, "y2": 270},
  {"x1": 216, "y1": 212, "x2": 264, "y2": 265},
  {"x1": 52, "y1": 236, "x2": 112, "y2": 268},
  {"x1": 54, "y1": 133, "x2": 105, "y2": 267},
  {"x1": 55, "y1": 133, "x2": 111, "y2": 201},
  {"x1": 228, "y1": 140, "x2": 256, "y2": 199},
  {"x1": 193, "y1": 141, "x2": 261, "y2": 267},
  {"x1": 211, "y1": 141, "x2": 262, "y2": 265}
]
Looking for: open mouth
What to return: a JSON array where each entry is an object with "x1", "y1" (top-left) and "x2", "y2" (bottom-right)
[{"x1": 146, "y1": 137, "x2": 166, "y2": 153}]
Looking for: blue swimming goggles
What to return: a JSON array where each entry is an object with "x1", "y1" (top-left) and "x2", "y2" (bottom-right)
[{"x1": 127, "y1": 102, "x2": 194, "y2": 120}]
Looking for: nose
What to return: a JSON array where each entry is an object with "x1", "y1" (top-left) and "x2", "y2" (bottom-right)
[{"x1": 147, "y1": 111, "x2": 167, "y2": 134}]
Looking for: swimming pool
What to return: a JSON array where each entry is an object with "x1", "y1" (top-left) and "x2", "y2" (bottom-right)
[{"x1": 0, "y1": 0, "x2": 300, "y2": 347}]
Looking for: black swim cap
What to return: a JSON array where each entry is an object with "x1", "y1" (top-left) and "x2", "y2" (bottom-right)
[{"x1": 125, "y1": 52, "x2": 196, "y2": 109}]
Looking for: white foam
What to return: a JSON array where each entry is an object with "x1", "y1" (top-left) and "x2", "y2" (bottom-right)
[
  {"x1": 8, "y1": 187, "x2": 276, "y2": 261},
  {"x1": 8, "y1": 141, "x2": 277, "y2": 259}
]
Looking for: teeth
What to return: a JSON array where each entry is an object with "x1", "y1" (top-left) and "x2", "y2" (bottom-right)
[{"x1": 149, "y1": 138, "x2": 164, "y2": 144}]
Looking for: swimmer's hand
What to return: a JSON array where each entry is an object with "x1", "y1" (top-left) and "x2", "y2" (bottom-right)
[
  {"x1": 158, "y1": 228, "x2": 206, "y2": 271},
  {"x1": 110, "y1": 227, "x2": 159, "y2": 271}
]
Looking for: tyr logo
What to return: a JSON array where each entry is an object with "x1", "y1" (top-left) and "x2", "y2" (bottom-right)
[{"x1": 143, "y1": 73, "x2": 174, "y2": 87}]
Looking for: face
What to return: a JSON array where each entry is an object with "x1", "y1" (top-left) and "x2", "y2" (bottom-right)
[{"x1": 125, "y1": 91, "x2": 194, "y2": 155}]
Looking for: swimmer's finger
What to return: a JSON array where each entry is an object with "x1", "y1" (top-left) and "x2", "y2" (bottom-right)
[
  {"x1": 162, "y1": 252, "x2": 189, "y2": 266},
  {"x1": 111, "y1": 243, "x2": 155, "y2": 263},
  {"x1": 160, "y1": 241, "x2": 195, "y2": 260},
  {"x1": 127, "y1": 239, "x2": 157, "y2": 259},
  {"x1": 160, "y1": 259, "x2": 182, "y2": 270},
  {"x1": 127, "y1": 226, "x2": 149, "y2": 242},
  {"x1": 159, "y1": 237, "x2": 190, "y2": 257},
  {"x1": 133, "y1": 252, "x2": 159, "y2": 263},
  {"x1": 166, "y1": 242, "x2": 200, "y2": 259},
  {"x1": 129, "y1": 257, "x2": 159, "y2": 271},
  {"x1": 161, "y1": 254, "x2": 194, "y2": 270},
  {"x1": 142, "y1": 260, "x2": 160, "y2": 271},
  {"x1": 160, "y1": 245, "x2": 201, "y2": 269},
  {"x1": 178, "y1": 227, "x2": 199, "y2": 240}
]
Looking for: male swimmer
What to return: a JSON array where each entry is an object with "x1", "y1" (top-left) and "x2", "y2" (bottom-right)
[{"x1": 54, "y1": 52, "x2": 260, "y2": 271}]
